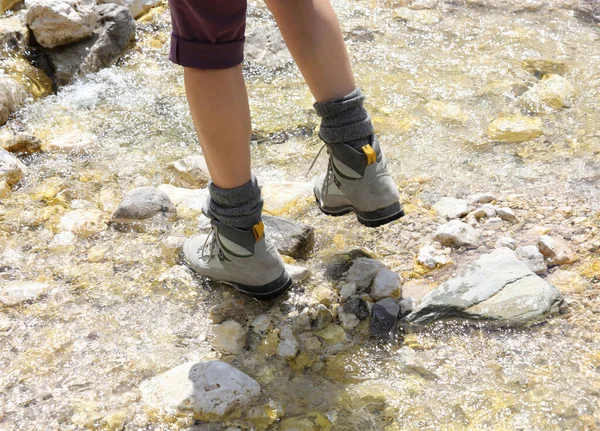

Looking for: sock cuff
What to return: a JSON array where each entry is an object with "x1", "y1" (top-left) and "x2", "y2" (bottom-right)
[
  {"x1": 313, "y1": 88, "x2": 365, "y2": 118},
  {"x1": 318, "y1": 116, "x2": 374, "y2": 144},
  {"x1": 205, "y1": 175, "x2": 263, "y2": 229}
]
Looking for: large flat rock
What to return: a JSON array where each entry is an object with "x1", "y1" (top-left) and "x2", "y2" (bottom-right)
[{"x1": 406, "y1": 248, "x2": 563, "y2": 325}]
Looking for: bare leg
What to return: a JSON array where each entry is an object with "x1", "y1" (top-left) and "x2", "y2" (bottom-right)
[
  {"x1": 264, "y1": 0, "x2": 356, "y2": 103},
  {"x1": 183, "y1": 65, "x2": 251, "y2": 189}
]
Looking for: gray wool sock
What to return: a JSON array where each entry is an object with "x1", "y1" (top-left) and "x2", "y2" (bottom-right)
[
  {"x1": 313, "y1": 88, "x2": 375, "y2": 150},
  {"x1": 205, "y1": 175, "x2": 263, "y2": 230}
]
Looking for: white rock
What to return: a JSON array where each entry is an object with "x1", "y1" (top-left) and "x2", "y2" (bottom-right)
[
  {"x1": 285, "y1": 264, "x2": 310, "y2": 283},
  {"x1": 111, "y1": 187, "x2": 176, "y2": 222},
  {"x1": 519, "y1": 74, "x2": 573, "y2": 113},
  {"x1": 339, "y1": 282, "x2": 357, "y2": 300},
  {"x1": 425, "y1": 100, "x2": 467, "y2": 123},
  {"x1": 261, "y1": 181, "x2": 312, "y2": 215},
  {"x1": 277, "y1": 326, "x2": 298, "y2": 359},
  {"x1": 538, "y1": 235, "x2": 578, "y2": 266},
  {"x1": 212, "y1": 321, "x2": 246, "y2": 355},
  {"x1": 468, "y1": 193, "x2": 496, "y2": 205},
  {"x1": 496, "y1": 237, "x2": 517, "y2": 250},
  {"x1": 140, "y1": 361, "x2": 261, "y2": 418},
  {"x1": 496, "y1": 207, "x2": 518, "y2": 223},
  {"x1": 59, "y1": 209, "x2": 109, "y2": 237},
  {"x1": 250, "y1": 315, "x2": 271, "y2": 334},
  {"x1": 485, "y1": 217, "x2": 504, "y2": 230},
  {"x1": 157, "y1": 184, "x2": 209, "y2": 214},
  {"x1": 0, "y1": 78, "x2": 28, "y2": 126},
  {"x1": 0, "y1": 147, "x2": 26, "y2": 186},
  {"x1": 338, "y1": 311, "x2": 360, "y2": 330},
  {"x1": 371, "y1": 268, "x2": 402, "y2": 301},
  {"x1": 417, "y1": 245, "x2": 452, "y2": 269},
  {"x1": 312, "y1": 285, "x2": 337, "y2": 306},
  {"x1": 486, "y1": 116, "x2": 543, "y2": 142},
  {"x1": 0, "y1": 312, "x2": 11, "y2": 331},
  {"x1": 434, "y1": 220, "x2": 480, "y2": 248},
  {"x1": 547, "y1": 270, "x2": 587, "y2": 294},
  {"x1": 166, "y1": 155, "x2": 210, "y2": 188},
  {"x1": 49, "y1": 231, "x2": 76, "y2": 250},
  {"x1": 45, "y1": 131, "x2": 96, "y2": 154},
  {"x1": 0, "y1": 281, "x2": 51, "y2": 306},
  {"x1": 432, "y1": 197, "x2": 470, "y2": 219},
  {"x1": 515, "y1": 245, "x2": 547, "y2": 274},
  {"x1": 97, "y1": 0, "x2": 161, "y2": 18},
  {"x1": 25, "y1": 0, "x2": 98, "y2": 48}
]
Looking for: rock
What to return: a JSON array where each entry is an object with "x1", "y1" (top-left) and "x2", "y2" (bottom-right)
[
  {"x1": 468, "y1": 193, "x2": 496, "y2": 205},
  {"x1": 157, "y1": 184, "x2": 209, "y2": 214},
  {"x1": 394, "y1": 346, "x2": 435, "y2": 378},
  {"x1": 547, "y1": 270, "x2": 587, "y2": 294},
  {"x1": 277, "y1": 326, "x2": 298, "y2": 359},
  {"x1": 339, "y1": 298, "x2": 370, "y2": 321},
  {"x1": 157, "y1": 265, "x2": 194, "y2": 291},
  {"x1": 425, "y1": 100, "x2": 467, "y2": 123},
  {"x1": 432, "y1": 197, "x2": 470, "y2": 219},
  {"x1": 0, "y1": 148, "x2": 26, "y2": 188},
  {"x1": 245, "y1": 22, "x2": 292, "y2": 69},
  {"x1": 140, "y1": 361, "x2": 261, "y2": 419},
  {"x1": 59, "y1": 209, "x2": 109, "y2": 237},
  {"x1": 166, "y1": 155, "x2": 209, "y2": 188},
  {"x1": 263, "y1": 215, "x2": 314, "y2": 259},
  {"x1": 0, "y1": 15, "x2": 29, "y2": 52},
  {"x1": 0, "y1": 132, "x2": 42, "y2": 154},
  {"x1": 312, "y1": 285, "x2": 337, "y2": 307},
  {"x1": 338, "y1": 282, "x2": 357, "y2": 300},
  {"x1": 522, "y1": 58, "x2": 570, "y2": 77},
  {"x1": 338, "y1": 311, "x2": 360, "y2": 330},
  {"x1": 261, "y1": 181, "x2": 313, "y2": 215},
  {"x1": 0, "y1": 281, "x2": 51, "y2": 306},
  {"x1": 250, "y1": 315, "x2": 271, "y2": 334},
  {"x1": 519, "y1": 74, "x2": 573, "y2": 113},
  {"x1": 407, "y1": 248, "x2": 564, "y2": 325},
  {"x1": 0, "y1": 77, "x2": 27, "y2": 125},
  {"x1": 97, "y1": 0, "x2": 161, "y2": 18},
  {"x1": 25, "y1": 0, "x2": 98, "y2": 48},
  {"x1": 538, "y1": 235, "x2": 578, "y2": 266},
  {"x1": 111, "y1": 187, "x2": 176, "y2": 222},
  {"x1": 316, "y1": 323, "x2": 346, "y2": 344},
  {"x1": 401, "y1": 279, "x2": 435, "y2": 302},
  {"x1": 495, "y1": 207, "x2": 517, "y2": 223},
  {"x1": 310, "y1": 304, "x2": 333, "y2": 331},
  {"x1": 484, "y1": 217, "x2": 504, "y2": 230},
  {"x1": 433, "y1": 220, "x2": 479, "y2": 248},
  {"x1": 0, "y1": 312, "x2": 11, "y2": 331},
  {"x1": 486, "y1": 116, "x2": 543, "y2": 142},
  {"x1": 496, "y1": 236, "x2": 517, "y2": 250},
  {"x1": 279, "y1": 412, "x2": 333, "y2": 431},
  {"x1": 39, "y1": 4, "x2": 135, "y2": 86},
  {"x1": 345, "y1": 258, "x2": 384, "y2": 289},
  {"x1": 399, "y1": 297, "x2": 414, "y2": 317},
  {"x1": 285, "y1": 264, "x2": 310, "y2": 283},
  {"x1": 1, "y1": 0, "x2": 22, "y2": 13},
  {"x1": 371, "y1": 268, "x2": 402, "y2": 301},
  {"x1": 212, "y1": 321, "x2": 246, "y2": 355},
  {"x1": 370, "y1": 298, "x2": 401, "y2": 338},
  {"x1": 49, "y1": 231, "x2": 76, "y2": 250},
  {"x1": 417, "y1": 245, "x2": 452, "y2": 269},
  {"x1": 515, "y1": 245, "x2": 547, "y2": 274}
]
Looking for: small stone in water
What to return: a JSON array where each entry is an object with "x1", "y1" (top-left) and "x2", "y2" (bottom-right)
[
  {"x1": 370, "y1": 298, "x2": 401, "y2": 338},
  {"x1": 496, "y1": 236, "x2": 517, "y2": 250},
  {"x1": 111, "y1": 187, "x2": 176, "y2": 222},
  {"x1": 316, "y1": 323, "x2": 347, "y2": 344},
  {"x1": 0, "y1": 148, "x2": 26, "y2": 187},
  {"x1": 338, "y1": 311, "x2": 360, "y2": 330},
  {"x1": 345, "y1": 258, "x2": 385, "y2": 289},
  {"x1": 208, "y1": 298, "x2": 247, "y2": 324},
  {"x1": 0, "y1": 281, "x2": 51, "y2": 306},
  {"x1": 399, "y1": 297, "x2": 415, "y2": 317},
  {"x1": 250, "y1": 315, "x2": 271, "y2": 334},
  {"x1": 538, "y1": 235, "x2": 579, "y2": 266},
  {"x1": 547, "y1": 270, "x2": 587, "y2": 294},
  {"x1": 212, "y1": 321, "x2": 246, "y2": 354},
  {"x1": 0, "y1": 312, "x2": 12, "y2": 331},
  {"x1": 515, "y1": 245, "x2": 547, "y2": 274},
  {"x1": 285, "y1": 264, "x2": 310, "y2": 283},
  {"x1": 339, "y1": 282, "x2": 357, "y2": 300},
  {"x1": 434, "y1": 220, "x2": 480, "y2": 248},
  {"x1": 370, "y1": 268, "x2": 402, "y2": 301},
  {"x1": 167, "y1": 155, "x2": 210, "y2": 187},
  {"x1": 0, "y1": 133, "x2": 42, "y2": 154},
  {"x1": 432, "y1": 197, "x2": 471, "y2": 219},
  {"x1": 311, "y1": 304, "x2": 334, "y2": 331},
  {"x1": 496, "y1": 207, "x2": 518, "y2": 223},
  {"x1": 339, "y1": 298, "x2": 370, "y2": 321},
  {"x1": 486, "y1": 115, "x2": 543, "y2": 142},
  {"x1": 277, "y1": 326, "x2": 299, "y2": 359},
  {"x1": 312, "y1": 285, "x2": 338, "y2": 306}
]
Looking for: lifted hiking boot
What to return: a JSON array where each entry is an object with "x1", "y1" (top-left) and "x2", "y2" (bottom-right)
[
  {"x1": 183, "y1": 219, "x2": 292, "y2": 300},
  {"x1": 313, "y1": 135, "x2": 404, "y2": 227}
]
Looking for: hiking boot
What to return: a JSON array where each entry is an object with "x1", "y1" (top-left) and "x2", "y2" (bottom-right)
[
  {"x1": 313, "y1": 135, "x2": 404, "y2": 227},
  {"x1": 183, "y1": 219, "x2": 292, "y2": 300}
]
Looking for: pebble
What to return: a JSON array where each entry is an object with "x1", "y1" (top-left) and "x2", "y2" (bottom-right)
[
  {"x1": 370, "y1": 268, "x2": 402, "y2": 300},
  {"x1": 0, "y1": 312, "x2": 12, "y2": 331},
  {"x1": 338, "y1": 311, "x2": 360, "y2": 330},
  {"x1": 339, "y1": 282, "x2": 357, "y2": 300},
  {"x1": 59, "y1": 209, "x2": 109, "y2": 237},
  {"x1": 311, "y1": 304, "x2": 334, "y2": 331},
  {"x1": 111, "y1": 187, "x2": 176, "y2": 222},
  {"x1": 208, "y1": 298, "x2": 247, "y2": 324},
  {"x1": 312, "y1": 285, "x2": 338, "y2": 307},
  {"x1": 0, "y1": 147, "x2": 26, "y2": 187},
  {"x1": 486, "y1": 115, "x2": 543, "y2": 142},
  {"x1": 468, "y1": 193, "x2": 496, "y2": 205},
  {"x1": 167, "y1": 155, "x2": 210, "y2": 187},
  {"x1": 0, "y1": 132, "x2": 42, "y2": 154},
  {"x1": 515, "y1": 245, "x2": 548, "y2": 274},
  {"x1": 277, "y1": 326, "x2": 299, "y2": 359},
  {"x1": 285, "y1": 264, "x2": 310, "y2": 283},
  {"x1": 250, "y1": 315, "x2": 271, "y2": 334},
  {"x1": 0, "y1": 281, "x2": 51, "y2": 306},
  {"x1": 399, "y1": 297, "x2": 415, "y2": 317},
  {"x1": 140, "y1": 361, "x2": 261, "y2": 418},
  {"x1": 370, "y1": 298, "x2": 401, "y2": 339},
  {"x1": 339, "y1": 298, "x2": 370, "y2": 321},
  {"x1": 432, "y1": 197, "x2": 471, "y2": 219},
  {"x1": 434, "y1": 220, "x2": 480, "y2": 248},
  {"x1": 496, "y1": 236, "x2": 517, "y2": 250},
  {"x1": 484, "y1": 217, "x2": 504, "y2": 230},
  {"x1": 496, "y1": 207, "x2": 518, "y2": 223},
  {"x1": 417, "y1": 245, "x2": 452, "y2": 269},
  {"x1": 345, "y1": 258, "x2": 385, "y2": 289},
  {"x1": 316, "y1": 324, "x2": 347, "y2": 344},
  {"x1": 212, "y1": 321, "x2": 246, "y2": 354},
  {"x1": 538, "y1": 235, "x2": 579, "y2": 266}
]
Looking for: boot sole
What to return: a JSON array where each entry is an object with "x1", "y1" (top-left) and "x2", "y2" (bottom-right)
[
  {"x1": 226, "y1": 270, "x2": 292, "y2": 300},
  {"x1": 316, "y1": 195, "x2": 405, "y2": 228}
]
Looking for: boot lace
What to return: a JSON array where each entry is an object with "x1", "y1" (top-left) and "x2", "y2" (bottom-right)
[
  {"x1": 306, "y1": 144, "x2": 333, "y2": 199},
  {"x1": 200, "y1": 228, "x2": 221, "y2": 264}
]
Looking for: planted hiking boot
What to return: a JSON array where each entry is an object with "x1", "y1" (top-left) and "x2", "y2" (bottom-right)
[
  {"x1": 183, "y1": 219, "x2": 291, "y2": 300},
  {"x1": 313, "y1": 135, "x2": 404, "y2": 227}
]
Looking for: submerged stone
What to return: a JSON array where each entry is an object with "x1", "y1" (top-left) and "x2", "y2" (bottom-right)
[
  {"x1": 279, "y1": 412, "x2": 333, "y2": 431},
  {"x1": 212, "y1": 321, "x2": 246, "y2": 355},
  {"x1": 0, "y1": 148, "x2": 26, "y2": 187},
  {"x1": 371, "y1": 268, "x2": 402, "y2": 301},
  {"x1": 261, "y1": 181, "x2": 313, "y2": 215},
  {"x1": 370, "y1": 297, "x2": 401, "y2": 338},
  {"x1": 166, "y1": 155, "x2": 209, "y2": 188},
  {"x1": 263, "y1": 215, "x2": 314, "y2": 259},
  {"x1": 345, "y1": 258, "x2": 385, "y2": 289},
  {"x1": 111, "y1": 186, "x2": 176, "y2": 222},
  {"x1": 59, "y1": 209, "x2": 109, "y2": 237},
  {"x1": 519, "y1": 74, "x2": 573, "y2": 113},
  {"x1": 277, "y1": 326, "x2": 299, "y2": 359},
  {"x1": 486, "y1": 116, "x2": 543, "y2": 142},
  {"x1": 0, "y1": 77, "x2": 27, "y2": 126},
  {"x1": 97, "y1": 0, "x2": 161, "y2": 19},
  {"x1": 0, "y1": 132, "x2": 42, "y2": 154},
  {"x1": 433, "y1": 220, "x2": 479, "y2": 248},
  {"x1": 140, "y1": 361, "x2": 261, "y2": 419},
  {"x1": 406, "y1": 248, "x2": 563, "y2": 325},
  {"x1": 0, "y1": 281, "x2": 51, "y2": 306},
  {"x1": 432, "y1": 197, "x2": 471, "y2": 219},
  {"x1": 547, "y1": 270, "x2": 587, "y2": 294}
]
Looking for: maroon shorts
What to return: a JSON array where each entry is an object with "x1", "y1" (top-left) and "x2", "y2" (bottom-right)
[{"x1": 168, "y1": 0, "x2": 247, "y2": 69}]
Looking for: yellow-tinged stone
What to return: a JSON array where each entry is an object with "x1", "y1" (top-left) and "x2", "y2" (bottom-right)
[
  {"x1": 316, "y1": 324, "x2": 346, "y2": 344},
  {"x1": 487, "y1": 116, "x2": 543, "y2": 142},
  {"x1": 279, "y1": 412, "x2": 333, "y2": 431},
  {"x1": 105, "y1": 409, "x2": 128, "y2": 431},
  {"x1": 425, "y1": 100, "x2": 467, "y2": 123},
  {"x1": 586, "y1": 352, "x2": 600, "y2": 369},
  {"x1": 578, "y1": 258, "x2": 600, "y2": 279},
  {"x1": 324, "y1": 349, "x2": 365, "y2": 384},
  {"x1": 258, "y1": 329, "x2": 280, "y2": 356},
  {"x1": 547, "y1": 270, "x2": 587, "y2": 294},
  {"x1": 289, "y1": 351, "x2": 316, "y2": 371},
  {"x1": 2, "y1": 58, "x2": 53, "y2": 100},
  {"x1": 0, "y1": 0, "x2": 21, "y2": 13},
  {"x1": 522, "y1": 58, "x2": 570, "y2": 76}
]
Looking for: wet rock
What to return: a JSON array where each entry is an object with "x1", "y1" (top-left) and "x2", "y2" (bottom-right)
[
  {"x1": 277, "y1": 326, "x2": 298, "y2": 359},
  {"x1": 40, "y1": 4, "x2": 135, "y2": 86},
  {"x1": 49, "y1": 231, "x2": 76, "y2": 250},
  {"x1": 285, "y1": 264, "x2": 310, "y2": 283},
  {"x1": 0, "y1": 281, "x2": 51, "y2": 306},
  {"x1": 45, "y1": 130, "x2": 95, "y2": 153},
  {"x1": 245, "y1": 22, "x2": 292, "y2": 69},
  {"x1": 547, "y1": 270, "x2": 587, "y2": 294},
  {"x1": 338, "y1": 310, "x2": 360, "y2": 330},
  {"x1": 97, "y1": 0, "x2": 161, "y2": 19},
  {"x1": 407, "y1": 248, "x2": 564, "y2": 325},
  {"x1": 250, "y1": 315, "x2": 271, "y2": 334},
  {"x1": 157, "y1": 184, "x2": 209, "y2": 214},
  {"x1": 0, "y1": 77, "x2": 27, "y2": 126},
  {"x1": 401, "y1": 279, "x2": 435, "y2": 302},
  {"x1": 486, "y1": 115, "x2": 543, "y2": 142},
  {"x1": 0, "y1": 132, "x2": 42, "y2": 154},
  {"x1": 417, "y1": 245, "x2": 452, "y2": 269},
  {"x1": 495, "y1": 207, "x2": 517, "y2": 223},
  {"x1": 208, "y1": 298, "x2": 247, "y2": 325},
  {"x1": 496, "y1": 236, "x2": 517, "y2": 250},
  {"x1": 522, "y1": 58, "x2": 570, "y2": 77},
  {"x1": 25, "y1": 0, "x2": 98, "y2": 48},
  {"x1": 166, "y1": 155, "x2": 210, "y2": 188},
  {"x1": 0, "y1": 312, "x2": 11, "y2": 331},
  {"x1": 484, "y1": 216, "x2": 504, "y2": 230},
  {"x1": 279, "y1": 412, "x2": 333, "y2": 431},
  {"x1": 310, "y1": 304, "x2": 334, "y2": 331},
  {"x1": 339, "y1": 298, "x2": 370, "y2": 321},
  {"x1": 140, "y1": 361, "x2": 261, "y2": 419},
  {"x1": 111, "y1": 187, "x2": 176, "y2": 222},
  {"x1": 370, "y1": 298, "x2": 400, "y2": 338},
  {"x1": 468, "y1": 193, "x2": 496, "y2": 205},
  {"x1": 261, "y1": 181, "x2": 312, "y2": 215},
  {"x1": 399, "y1": 297, "x2": 414, "y2": 317},
  {"x1": 0, "y1": 148, "x2": 26, "y2": 190},
  {"x1": 432, "y1": 197, "x2": 470, "y2": 219},
  {"x1": 515, "y1": 245, "x2": 547, "y2": 274},
  {"x1": 425, "y1": 100, "x2": 467, "y2": 123},
  {"x1": 312, "y1": 285, "x2": 337, "y2": 306},
  {"x1": 263, "y1": 215, "x2": 314, "y2": 259},
  {"x1": 433, "y1": 220, "x2": 479, "y2": 248},
  {"x1": 316, "y1": 323, "x2": 346, "y2": 344},
  {"x1": 0, "y1": 15, "x2": 28, "y2": 52},
  {"x1": 345, "y1": 258, "x2": 384, "y2": 289},
  {"x1": 338, "y1": 282, "x2": 357, "y2": 300},
  {"x1": 394, "y1": 346, "x2": 436, "y2": 378},
  {"x1": 212, "y1": 321, "x2": 246, "y2": 355},
  {"x1": 538, "y1": 235, "x2": 578, "y2": 266},
  {"x1": 519, "y1": 74, "x2": 573, "y2": 113},
  {"x1": 371, "y1": 268, "x2": 402, "y2": 300},
  {"x1": 59, "y1": 209, "x2": 109, "y2": 237},
  {"x1": 157, "y1": 265, "x2": 194, "y2": 291},
  {"x1": 1, "y1": 0, "x2": 22, "y2": 13}
]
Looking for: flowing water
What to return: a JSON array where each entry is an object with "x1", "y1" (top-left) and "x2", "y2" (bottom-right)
[{"x1": 1, "y1": 0, "x2": 600, "y2": 429}]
